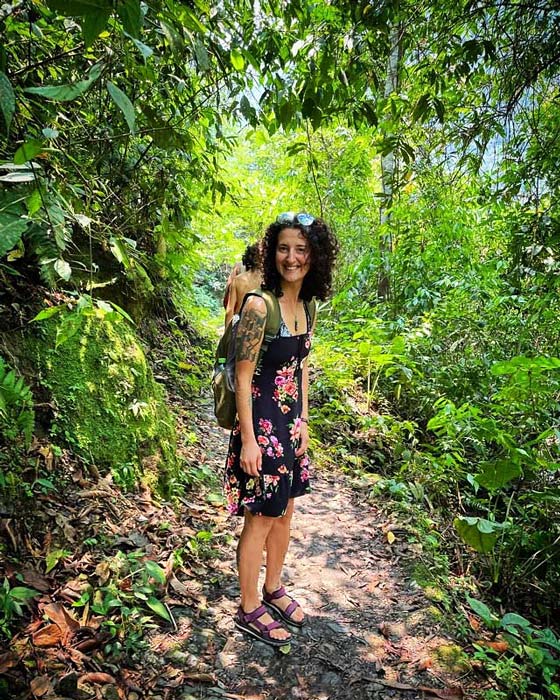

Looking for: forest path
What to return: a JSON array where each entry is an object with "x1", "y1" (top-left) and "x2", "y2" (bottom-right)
[{"x1": 177, "y1": 399, "x2": 472, "y2": 700}]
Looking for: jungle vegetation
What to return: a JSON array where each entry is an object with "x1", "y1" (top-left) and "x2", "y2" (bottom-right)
[{"x1": 1, "y1": 1, "x2": 559, "y2": 698}]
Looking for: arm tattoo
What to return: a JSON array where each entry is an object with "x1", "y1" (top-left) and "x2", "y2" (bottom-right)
[{"x1": 236, "y1": 307, "x2": 266, "y2": 363}]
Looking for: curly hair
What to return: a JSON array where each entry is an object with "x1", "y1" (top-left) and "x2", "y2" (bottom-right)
[
  {"x1": 241, "y1": 243, "x2": 261, "y2": 271},
  {"x1": 261, "y1": 216, "x2": 339, "y2": 301}
]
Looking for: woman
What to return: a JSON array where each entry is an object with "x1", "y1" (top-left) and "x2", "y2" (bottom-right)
[
  {"x1": 224, "y1": 212, "x2": 338, "y2": 646},
  {"x1": 224, "y1": 243, "x2": 262, "y2": 327}
]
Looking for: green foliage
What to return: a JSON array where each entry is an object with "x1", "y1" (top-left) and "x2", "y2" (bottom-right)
[
  {"x1": 32, "y1": 299, "x2": 179, "y2": 495},
  {"x1": 0, "y1": 578, "x2": 39, "y2": 639},
  {"x1": 0, "y1": 356, "x2": 34, "y2": 446},
  {"x1": 467, "y1": 597, "x2": 560, "y2": 700},
  {"x1": 72, "y1": 550, "x2": 175, "y2": 661}
]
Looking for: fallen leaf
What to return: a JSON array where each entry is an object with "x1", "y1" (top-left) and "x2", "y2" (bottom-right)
[
  {"x1": 43, "y1": 602, "x2": 80, "y2": 633},
  {"x1": 478, "y1": 640, "x2": 509, "y2": 653},
  {"x1": 79, "y1": 672, "x2": 116, "y2": 685},
  {"x1": 32, "y1": 623, "x2": 63, "y2": 647},
  {"x1": 387, "y1": 531, "x2": 396, "y2": 544},
  {"x1": 0, "y1": 651, "x2": 18, "y2": 673},
  {"x1": 183, "y1": 672, "x2": 216, "y2": 683},
  {"x1": 21, "y1": 568, "x2": 51, "y2": 592},
  {"x1": 417, "y1": 656, "x2": 433, "y2": 670},
  {"x1": 30, "y1": 675, "x2": 52, "y2": 697},
  {"x1": 467, "y1": 614, "x2": 481, "y2": 631},
  {"x1": 418, "y1": 686, "x2": 464, "y2": 700}
]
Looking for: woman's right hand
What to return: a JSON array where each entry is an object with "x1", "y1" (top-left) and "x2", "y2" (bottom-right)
[{"x1": 240, "y1": 438, "x2": 262, "y2": 476}]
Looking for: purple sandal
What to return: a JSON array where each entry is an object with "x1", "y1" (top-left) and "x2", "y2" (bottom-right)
[
  {"x1": 234, "y1": 604, "x2": 292, "y2": 647},
  {"x1": 263, "y1": 586, "x2": 305, "y2": 627}
]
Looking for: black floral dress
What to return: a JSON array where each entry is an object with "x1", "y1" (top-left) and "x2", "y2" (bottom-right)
[{"x1": 224, "y1": 306, "x2": 312, "y2": 518}]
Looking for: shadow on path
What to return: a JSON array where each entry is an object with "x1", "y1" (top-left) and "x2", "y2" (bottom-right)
[{"x1": 176, "y1": 405, "x2": 470, "y2": 700}]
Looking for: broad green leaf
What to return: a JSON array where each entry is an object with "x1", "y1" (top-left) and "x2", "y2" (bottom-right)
[
  {"x1": 107, "y1": 82, "x2": 135, "y2": 133},
  {"x1": 82, "y1": 9, "x2": 111, "y2": 47},
  {"x1": 117, "y1": 0, "x2": 142, "y2": 38},
  {"x1": 10, "y1": 586, "x2": 39, "y2": 601},
  {"x1": 14, "y1": 139, "x2": 45, "y2": 165},
  {"x1": 46, "y1": 0, "x2": 111, "y2": 15},
  {"x1": 454, "y1": 516, "x2": 498, "y2": 553},
  {"x1": 146, "y1": 596, "x2": 172, "y2": 622},
  {"x1": 194, "y1": 41, "x2": 210, "y2": 71},
  {"x1": 144, "y1": 560, "x2": 166, "y2": 584},
  {"x1": 55, "y1": 313, "x2": 84, "y2": 348},
  {"x1": 45, "y1": 548, "x2": 68, "y2": 573},
  {"x1": 32, "y1": 305, "x2": 66, "y2": 322},
  {"x1": 491, "y1": 355, "x2": 560, "y2": 375},
  {"x1": 130, "y1": 37, "x2": 153, "y2": 61},
  {"x1": 25, "y1": 63, "x2": 102, "y2": 102},
  {"x1": 476, "y1": 459, "x2": 522, "y2": 491},
  {"x1": 42, "y1": 127, "x2": 59, "y2": 139},
  {"x1": 54, "y1": 258, "x2": 72, "y2": 281},
  {"x1": 0, "y1": 71, "x2": 15, "y2": 132},
  {"x1": 0, "y1": 217, "x2": 28, "y2": 257},
  {"x1": 500, "y1": 613, "x2": 531, "y2": 630},
  {"x1": 230, "y1": 48, "x2": 245, "y2": 71},
  {"x1": 109, "y1": 236, "x2": 131, "y2": 268},
  {"x1": 466, "y1": 595, "x2": 499, "y2": 628}
]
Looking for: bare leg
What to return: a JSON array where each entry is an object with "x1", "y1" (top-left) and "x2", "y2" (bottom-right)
[
  {"x1": 263, "y1": 499, "x2": 304, "y2": 623},
  {"x1": 237, "y1": 509, "x2": 291, "y2": 641}
]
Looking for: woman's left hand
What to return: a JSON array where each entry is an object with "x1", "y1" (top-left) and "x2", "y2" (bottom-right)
[{"x1": 295, "y1": 421, "x2": 309, "y2": 457}]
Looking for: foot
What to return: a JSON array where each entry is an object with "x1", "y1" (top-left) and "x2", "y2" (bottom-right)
[
  {"x1": 235, "y1": 603, "x2": 292, "y2": 646},
  {"x1": 263, "y1": 585, "x2": 305, "y2": 626}
]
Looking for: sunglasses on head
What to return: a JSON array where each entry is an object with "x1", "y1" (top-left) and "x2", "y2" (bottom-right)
[{"x1": 276, "y1": 212, "x2": 315, "y2": 227}]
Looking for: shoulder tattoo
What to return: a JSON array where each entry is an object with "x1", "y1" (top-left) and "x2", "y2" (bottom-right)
[{"x1": 236, "y1": 306, "x2": 266, "y2": 363}]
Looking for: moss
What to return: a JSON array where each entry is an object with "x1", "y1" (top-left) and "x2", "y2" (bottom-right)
[
  {"x1": 433, "y1": 643, "x2": 471, "y2": 673},
  {"x1": 34, "y1": 312, "x2": 179, "y2": 495},
  {"x1": 424, "y1": 585, "x2": 448, "y2": 603}
]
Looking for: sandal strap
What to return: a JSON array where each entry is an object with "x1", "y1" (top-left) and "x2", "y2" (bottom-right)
[
  {"x1": 243, "y1": 604, "x2": 269, "y2": 623},
  {"x1": 284, "y1": 599, "x2": 298, "y2": 618},
  {"x1": 264, "y1": 585, "x2": 287, "y2": 602},
  {"x1": 238, "y1": 605, "x2": 283, "y2": 633}
]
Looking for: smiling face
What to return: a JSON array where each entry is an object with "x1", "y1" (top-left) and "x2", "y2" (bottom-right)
[{"x1": 275, "y1": 227, "x2": 311, "y2": 285}]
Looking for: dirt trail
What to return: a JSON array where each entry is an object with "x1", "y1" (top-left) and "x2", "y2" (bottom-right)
[{"x1": 178, "y1": 402, "x2": 472, "y2": 700}]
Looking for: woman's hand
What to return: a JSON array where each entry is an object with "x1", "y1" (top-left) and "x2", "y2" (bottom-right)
[
  {"x1": 295, "y1": 421, "x2": 309, "y2": 457},
  {"x1": 240, "y1": 438, "x2": 262, "y2": 476}
]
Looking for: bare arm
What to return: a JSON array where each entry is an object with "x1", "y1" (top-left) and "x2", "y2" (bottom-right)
[
  {"x1": 235, "y1": 295, "x2": 267, "y2": 475},
  {"x1": 224, "y1": 277, "x2": 240, "y2": 327}
]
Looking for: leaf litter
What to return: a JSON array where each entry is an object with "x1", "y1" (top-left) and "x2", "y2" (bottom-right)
[{"x1": 0, "y1": 396, "x2": 482, "y2": 699}]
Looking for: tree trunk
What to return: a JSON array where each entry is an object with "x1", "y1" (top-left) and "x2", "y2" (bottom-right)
[{"x1": 378, "y1": 22, "x2": 401, "y2": 300}]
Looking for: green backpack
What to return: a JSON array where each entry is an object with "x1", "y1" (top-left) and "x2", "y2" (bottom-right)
[{"x1": 212, "y1": 289, "x2": 316, "y2": 430}]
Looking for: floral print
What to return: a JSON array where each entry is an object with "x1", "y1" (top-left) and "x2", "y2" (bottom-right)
[{"x1": 224, "y1": 303, "x2": 312, "y2": 518}]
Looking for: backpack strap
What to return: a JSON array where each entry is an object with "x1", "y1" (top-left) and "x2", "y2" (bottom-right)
[
  {"x1": 237, "y1": 290, "x2": 316, "y2": 360},
  {"x1": 304, "y1": 297, "x2": 317, "y2": 329}
]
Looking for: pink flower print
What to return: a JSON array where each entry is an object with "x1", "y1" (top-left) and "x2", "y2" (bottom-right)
[
  {"x1": 270, "y1": 435, "x2": 284, "y2": 458},
  {"x1": 258, "y1": 418, "x2": 273, "y2": 435},
  {"x1": 264, "y1": 474, "x2": 280, "y2": 488},
  {"x1": 299, "y1": 454, "x2": 310, "y2": 468},
  {"x1": 289, "y1": 419, "x2": 302, "y2": 443},
  {"x1": 305, "y1": 337, "x2": 311, "y2": 349},
  {"x1": 284, "y1": 380, "x2": 298, "y2": 397},
  {"x1": 300, "y1": 466, "x2": 309, "y2": 482},
  {"x1": 278, "y1": 464, "x2": 289, "y2": 474},
  {"x1": 251, "y1": 386, "x2": 261, "y2": 399},
  {"x1": 257, "y1": 435, "x2": 270, "y2": 447}
]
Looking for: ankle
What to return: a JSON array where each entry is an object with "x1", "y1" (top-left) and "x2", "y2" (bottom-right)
[
  {"x1": 240, "y1": 597, "x2": 261, "y2": 613},
  {"x1": 264, "y1": 582, "x2": 281, "y2": 595}
]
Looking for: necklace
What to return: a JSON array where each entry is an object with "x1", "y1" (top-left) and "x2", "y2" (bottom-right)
[{"x1": 281, "y1": 297, "x2": 300, "y2": 333}]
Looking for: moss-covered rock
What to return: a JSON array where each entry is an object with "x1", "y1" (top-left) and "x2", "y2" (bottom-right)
[{"x1": 35, "y1": 310, "x2": 179, "y2": 495}]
